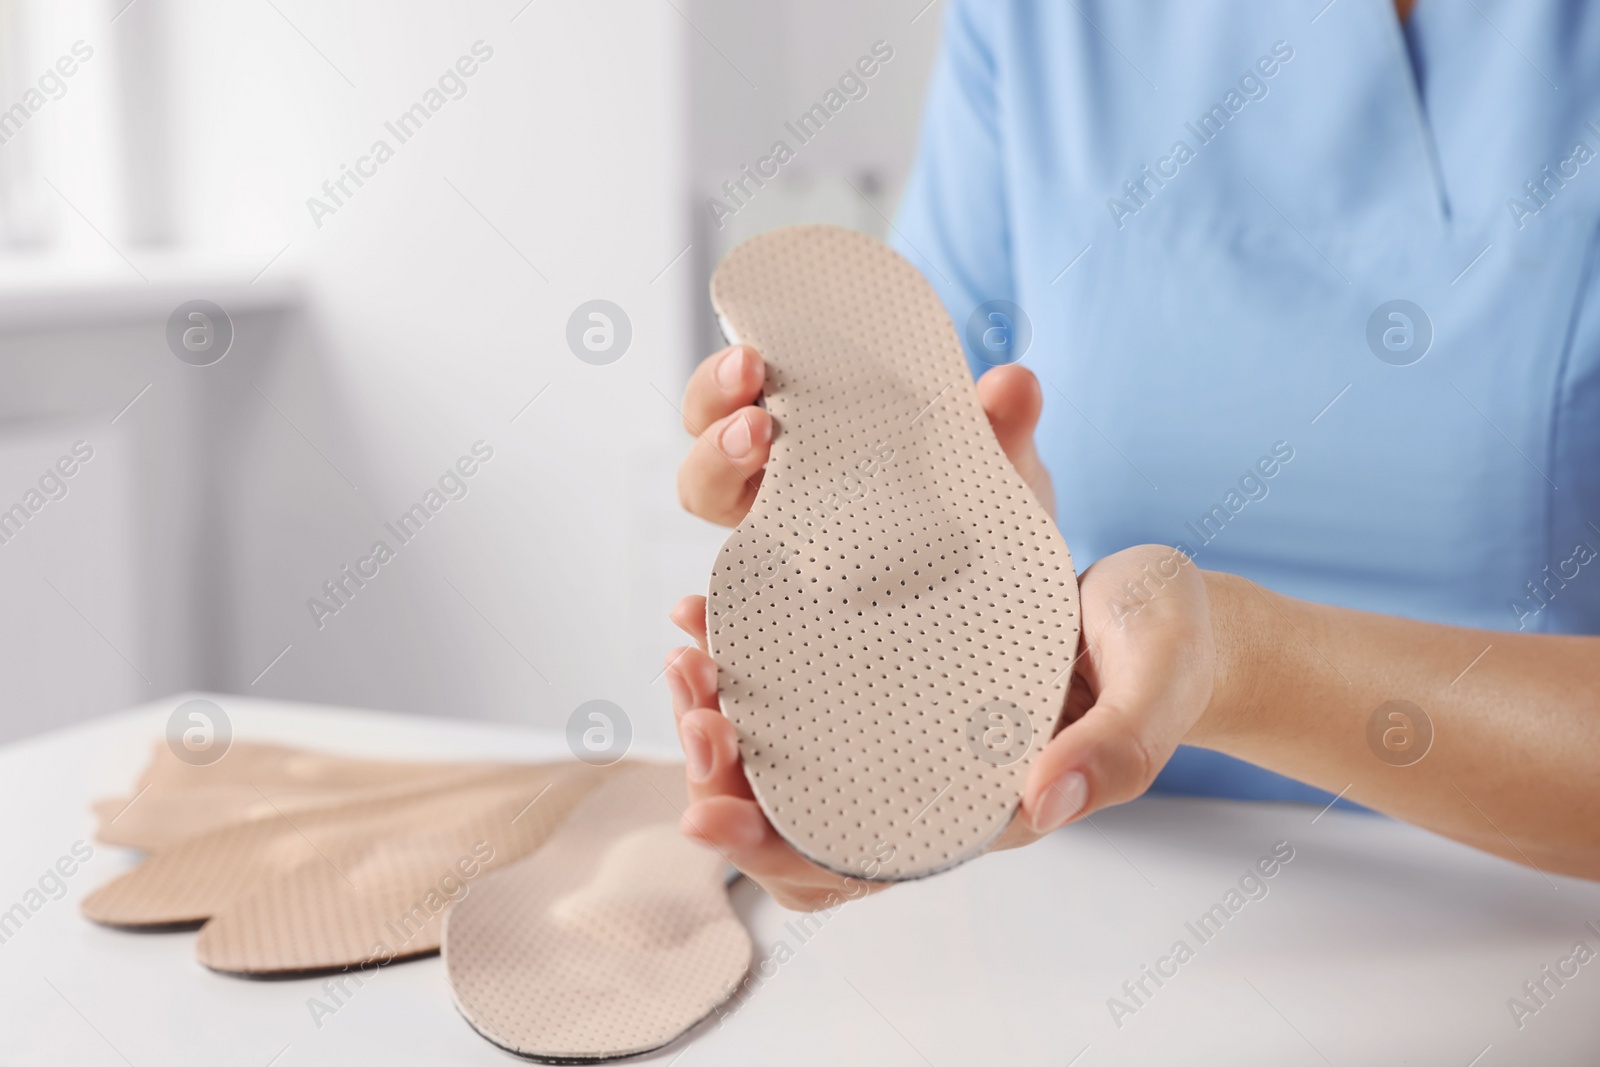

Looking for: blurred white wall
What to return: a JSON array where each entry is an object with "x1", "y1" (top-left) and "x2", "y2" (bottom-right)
[
  {"x1": 0, "y1": 276, "x2": 295, "y2": 738},
  {"x1": 0, "y1": 0, "x2": 940, "y2": 748},
  {"x1": 164, "y1": 0, "x2": 709, "y2": 743}
]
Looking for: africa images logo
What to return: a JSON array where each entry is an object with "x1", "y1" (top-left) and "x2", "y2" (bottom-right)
[{"x1": 165, "y1": 698, "x2": 233, "y2": 766}]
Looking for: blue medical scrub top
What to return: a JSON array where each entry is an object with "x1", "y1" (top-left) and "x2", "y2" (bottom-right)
[{"x1": 892, "y1": 0, "x2": 1600, "y2": 804}]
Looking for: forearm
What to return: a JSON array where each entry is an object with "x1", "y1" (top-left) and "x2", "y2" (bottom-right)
[{"x1": 1191, "y1": 571, "x2": 1600, "y2": 879}]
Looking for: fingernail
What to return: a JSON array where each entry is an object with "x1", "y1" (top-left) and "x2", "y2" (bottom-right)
[
  {"x1": 720, "y1": 411, "x2": 754, "y2": 459},
  {"x1": 714, "y1": 347, "x2": 747, "y2": 391},
  {"x1": 664, "y1": 666, "x2": 691, "y2": 715},
  {"x1": 681, "y1": 719, "x2": 713, "y2": 782},
  {"x1": 1032, "y1": 771, "x2": 1088, "y2": 834}
]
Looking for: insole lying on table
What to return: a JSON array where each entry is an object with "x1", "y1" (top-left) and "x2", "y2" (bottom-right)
[
  {"x1": 197, "y1": 767, "x2": 607, "y2": 975},
  {"x1": 706, "y1": 224, "x2": 1081, "y2": 882},
  {"x1": 444, "y1": 763, "x2": 751, "y2": 1062},
  {"x1": 93, "y1": 740, "x2": 512, "y2": 852},
  {"x1": 84, "y1": 762, "x2": 610, "y2": 974},
  {"x1": 86, "y1": 743, "x2": 750, "y2": 1056}
]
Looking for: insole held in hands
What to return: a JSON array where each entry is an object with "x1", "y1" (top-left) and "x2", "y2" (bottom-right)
[{"x1": 706, "y1": 224, "x2": 1081, "y2": 882}]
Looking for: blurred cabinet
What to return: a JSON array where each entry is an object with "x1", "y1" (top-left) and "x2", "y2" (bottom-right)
[{"x1": 0, "y1": 275, "x2": 296, "y2": 740}]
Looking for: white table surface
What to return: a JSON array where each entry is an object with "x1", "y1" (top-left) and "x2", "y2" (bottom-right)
[{"x1": 2, "y1": 694, "x2": 1596, "y2": 1066}]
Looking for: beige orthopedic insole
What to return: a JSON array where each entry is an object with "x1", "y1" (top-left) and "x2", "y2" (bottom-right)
[
  {"x1": 196, "y1": 767, "x2": 603, "y2": 975},
  {"x1": 444, "y1": 763, "x2": 751, "y2": 1062},
  {"x1": 707, "y1": 224, "x2": 1081, "y2": 882},
  {"x1": 93, "y1": 740, "x2": 514, "y2": 852},
  {"x1": 84, "y1": 754, "x2": 610, "y2": 974}
]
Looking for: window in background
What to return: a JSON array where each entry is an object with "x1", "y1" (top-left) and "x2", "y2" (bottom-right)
[
  {"x1": 684, "y1": 0, "x2": 940, "y2": 355},
  {"x1": 0, "y1": 0, "x2": 168, "y2": 267},
  {"x1": 0, "y1": 0, "x2": 48, "y2": 248}
]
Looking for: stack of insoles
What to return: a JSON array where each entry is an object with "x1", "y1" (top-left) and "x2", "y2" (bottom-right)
[{"x1": 85, "y1": 742, "x2": 754, "y2": 1061}]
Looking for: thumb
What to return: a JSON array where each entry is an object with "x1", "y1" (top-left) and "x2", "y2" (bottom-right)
[
  {"x1": 976, "y1": 364, "x2": 1043, "y2": 465},
  {"x1": 1022, "y1": 696, "x2": 1170, "y2": 834}
]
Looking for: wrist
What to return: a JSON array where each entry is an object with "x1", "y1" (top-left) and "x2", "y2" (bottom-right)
[{"x1": 1188, "y1": 569, "x2": 1268, "y2": 747}]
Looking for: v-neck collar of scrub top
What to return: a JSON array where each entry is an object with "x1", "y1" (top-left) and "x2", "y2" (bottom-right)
[
  {"x1": 1296, "y1": 0, "x2": 1591, "y2": 248},
  {"x1": 1256, "y1": 0, "x2": 1449, "y2": 256},
  {"x1": 1387, "y1": 0, "x2": 1453, "y2": 221}
]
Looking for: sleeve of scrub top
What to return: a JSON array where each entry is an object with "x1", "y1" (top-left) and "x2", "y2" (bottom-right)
[{"x1": 891, "y1": 0, "x2": 1011, "y2": 381}]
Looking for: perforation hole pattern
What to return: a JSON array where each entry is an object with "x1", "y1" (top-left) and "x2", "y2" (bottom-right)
[
  {"x1": 444, "y1": 764, "x2": 751, "y2": 1060},
  {"x1": 707, "y1": 224, "x2": 1080, "y2": 882},
  {"x1": 82, "y1": 762, "x2": 610, "y2": 971}
]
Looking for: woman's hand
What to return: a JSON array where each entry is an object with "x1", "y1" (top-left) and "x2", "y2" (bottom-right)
[{"x1": 667, "y1": 346, "x2": 1229, "y2": 908}]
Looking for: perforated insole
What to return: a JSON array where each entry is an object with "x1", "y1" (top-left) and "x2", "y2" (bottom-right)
[
  {"x1": 93, "y1": 741, "x2": 506, "y2": 852},
  {"x1": 196, "y1": 769, "x2": 603, "y2": 975},
  {"x1": 443, "y1": 763, "x2": 751, "y2": 1062},
  {"x1": 706, "y1": 224, "x2": 1080, "y2": 882},
  {"x1": 84, "y1": 763, "x2": 609, "y2": 974}
]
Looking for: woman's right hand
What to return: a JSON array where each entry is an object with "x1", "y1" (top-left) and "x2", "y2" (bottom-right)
[{"x1": 675, "y1": 344, "x2": 1057, "y2": 526}]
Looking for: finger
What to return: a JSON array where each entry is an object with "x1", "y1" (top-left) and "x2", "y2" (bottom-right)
[
  {"x1": 670, "y1": 595, "x2": 709, "y2": 651},
  {"x1": 680, "y1": 796, "x2": 877, "y2": 910},
  {"x1": 989, "y1": 640, "x2": 1100, "y2": 853},
  {"x1": 682, "y1": 346, "x2": 765, "y2": 438},
  {"x1": 663, "y1": 651, "x2": 693, "y2": 718},
  {"x1": 679, "y1": 796, "x2": 817, "y2": 886},
  {"x1": 670, "y1": 596, "x2": 709, "y2": 650},
  {"x1": 678, "y1": 713, "x2": 890, "y2": 911},
  {"x1": 988, "y1": 806, "x2": 1043, "y2": 852},
  {"x1": 676, "y1": 406, "x2": 772, "y2": 526},
  {"x1": 1022, "y1": 697, "x2": 1172, "y2": 834},
  {"x1": 975, "y1": 364, "x2": 1043, "y2": 463},
  {"x1": 677, "y1": 706, "x2": 753, "y2": 804},
  {"x1": 663, "y1": 646, "x2": 718, "y2": 720},
  {"x1": 668, "y1": 646, "x2": 718, "y2": 705}
]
